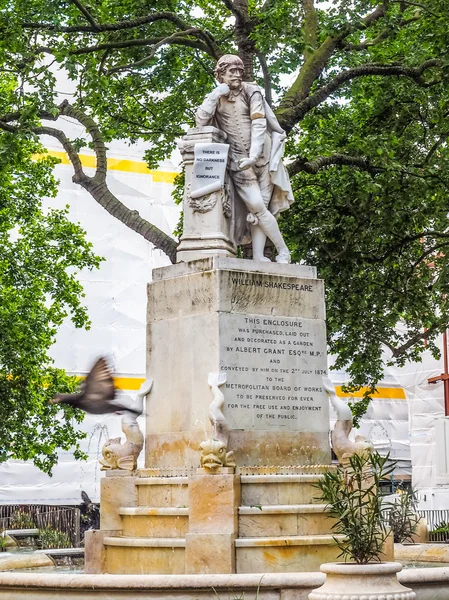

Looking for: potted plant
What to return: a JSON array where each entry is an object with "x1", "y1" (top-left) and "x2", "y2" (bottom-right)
[{"x1": 309, "y1": 451, "x2": 416, "y2": 600}]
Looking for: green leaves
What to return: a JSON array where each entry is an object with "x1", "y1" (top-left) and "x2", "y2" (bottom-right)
[
  {"x1": 315, "y1": 452, "x2": 396, "y2": 564},
  {"x1": 0, "y1": 132, "x2": 101, "y2": 474},
  {"x1": 1, "y1": 0, "x2": 448, "y2": 424}
]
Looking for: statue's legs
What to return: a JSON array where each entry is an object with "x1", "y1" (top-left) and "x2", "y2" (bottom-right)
[
  {"x1": 234, "y1": 166, "x2": 290, "y2": 264},
  {"x1": 250, "y1": 225, "x2": 270, "y2": 261}
]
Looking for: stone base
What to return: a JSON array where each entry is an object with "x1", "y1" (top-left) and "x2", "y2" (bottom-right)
[
  {"x1": 177, "y1": 234, "x2": 236, "y2": 263},
  {"x1": 146, "y1": 256, "x2": 330, "y2": 468},
  {"x1": 87, "y1": 467, "x2": 343, "y2": 576},
  {"x1": 145, "y1": 430, "x2": 331, "y2": 469},
  {"x1": 0, "y1": 568, "x2": 444, "y2": 600}
]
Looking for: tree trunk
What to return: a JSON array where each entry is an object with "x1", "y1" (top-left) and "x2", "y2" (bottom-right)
[
  {"x1": 234, "y1": 0, "x2": 255, "y2": 80},
  {"x1": 78, "y1": 178, "x2": 178, "y2": 263}
]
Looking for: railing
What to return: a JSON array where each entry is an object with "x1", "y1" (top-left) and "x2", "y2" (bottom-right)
[
  {"x1": 0, "y1": 505, "x2": 80, "y2": 547},
  {"x1": 418, "y1": 509, "x2": 449, "y2": 543}
]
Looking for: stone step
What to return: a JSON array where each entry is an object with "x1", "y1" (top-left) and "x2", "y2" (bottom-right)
[
  {"x1": 241, "y1": 474, "x2": 324, "y2": 506},
  {"x1": 104, "y1": 536, "x2": 185, "y2": 574},
  {"x1": 104, "y1": 536, "x2": 186, "y2": 547},
  {"x1": 235, "y1": 534, "x2": 343, "y2": 574},
  {"x1": 119, "y1": 507, "x2": 189, "y2": 516},
  {"x1": 118, "y1": 507, "x2": 189, "y2": 538},
  {"x1": 238, "y1": 503, "x2": 333, "y2": 537},
  {"x1": 236, "y1": 534, "x2": 343, "y2": 547},
  {"x1": 135, "y1": 477, "x2": 189, "y2": 508},
  {"x1": 239, "y1": 503, "x2": 328, "y2": 514}
]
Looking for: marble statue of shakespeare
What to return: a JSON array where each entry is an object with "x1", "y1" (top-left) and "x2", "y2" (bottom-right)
[{"x1": 195, "y1": 54, "x2": 294, "y2": 264}]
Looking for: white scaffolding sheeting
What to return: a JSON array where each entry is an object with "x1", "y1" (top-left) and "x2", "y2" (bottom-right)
[{"x1": 0, "y1": 147, "x2": 179, "y2": 504}]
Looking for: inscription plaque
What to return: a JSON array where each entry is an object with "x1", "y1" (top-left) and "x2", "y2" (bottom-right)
[{"x1": 219, "y1": 313, "x2": 328, "y2": 432}]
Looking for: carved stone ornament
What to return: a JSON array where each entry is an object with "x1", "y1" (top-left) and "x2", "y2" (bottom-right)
[
  {"x1": 99, "y1": 379, "x2": 153, "y2": 471},
  {"x1": 323, "y1": 377, "x2": 373, "y2": 465},
  {"x1": 222, "y1": 181, "x2": 232, "y2": 218},
  {"x1": 199, "y1": 372, "x2": 236, "y2": 470},
  {"x1": 186, "y1": 182, "x2": 232, "y2": 218},
  {"x1": 187, "y1": 184, "x2": 218, "y2": 213},
  {"x1": 178, "y1": 141, "x2": 195, "y2": 155}
]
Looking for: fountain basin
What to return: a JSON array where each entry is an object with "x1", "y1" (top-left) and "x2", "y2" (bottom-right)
[{"x1": 0, "y1": 568, "x2": 448, "y2": 600}]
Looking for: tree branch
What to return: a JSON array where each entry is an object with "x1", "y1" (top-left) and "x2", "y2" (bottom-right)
[
  {"x1": 423, "y1": 132, "x2": 449, "y2": 165},
  {"x1": 340, "y1": 16, "x2": 420, "y2": 52},
  {"x1": 67, "y1": 37, "x2": 170, "y2": 55},
  {"x1": 219, "y1": 0, "x2": 251, "y2": 21},
  {"x1": 0, "y1": 104, "x2": 178, "y2": 263},
  {"x1": 390, "y1": 323, "x2": 443, "y2": 358},
  {"x1": 361, "y1": 2, "x2": 389, "y2": 28},
  {"x1": 278, "y1": 2, "x2": 389, "y2": 121},
  {"x1": 391, "y1": 0, "x2": 439, "y2": 17},
  {"x1": 287, "y1": 153, "x2": 383, "y2": 176},
  {"x1": 105, "y1": 29, "x2": 210, "y2": 75},
  {"x1": 279, "y1": 59, "x2": 442, "y2": 132},
  {"x1": 302, "y1": 0, "x2": 317, "y2": 61},
  {"x1": 363, "y1": 230, "x2": 449, "y2": 264},
  {"x1": 21, "y1": 11, "x2": 197, "y2": 34},
  {"x1": 407, "y1": 242, "x2": 449, "y2": 278},
  {"x1": 70, "y1": 0, "x2": 99, "y2": 30},
  {"x1": 256, "y1": 52, "x2": 273, "y2": 107},
  {"x1": 59, "y1": 101, "x2": 106, "y2": 181}
]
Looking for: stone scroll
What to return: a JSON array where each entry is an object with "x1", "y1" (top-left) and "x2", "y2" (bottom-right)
[{"x1": 191, "y1": 143, "x2": 229, "y2": 199}]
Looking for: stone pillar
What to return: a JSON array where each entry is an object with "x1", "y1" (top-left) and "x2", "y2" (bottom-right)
[
  {"x1": 84, "y1": 529, "x2": 118, "y2": 574},
  {"x1": 185, "y1": 469, "x2": 240, "y2": 574},
  {"x1": 84, "y1": 473, "x2": 138, "y2": 573},
  {"x1": 177, "y1": 126, "x2": 236, "y2": 263}
]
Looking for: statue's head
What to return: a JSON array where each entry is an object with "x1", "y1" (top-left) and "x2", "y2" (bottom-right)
[{"x1": 214, "y1": 54, "x2": 244, "y2": 90}]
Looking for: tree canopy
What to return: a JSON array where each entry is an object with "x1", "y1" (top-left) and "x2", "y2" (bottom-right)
[
  {"x1": 0, "y1": 75, "x2": 102, "y2": 472},
  {"x1": 1, "y1": 0, "x2": 448, "y2": 416}
]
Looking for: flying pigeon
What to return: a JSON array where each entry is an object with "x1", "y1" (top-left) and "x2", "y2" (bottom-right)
[{"x1": 50, "y1": 357, "x2": 142, "y2": 416}]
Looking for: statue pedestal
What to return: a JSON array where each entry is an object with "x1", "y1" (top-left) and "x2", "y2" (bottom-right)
[
  {"x1": 85, "y1": 257, "x2": 341, "y2": 575},
  {"x1": 145, "y1": 256, "x2": 330, "y2": 467},
  {"x1": 177, "y1": 127, "x2": 236, "y2": 263}
]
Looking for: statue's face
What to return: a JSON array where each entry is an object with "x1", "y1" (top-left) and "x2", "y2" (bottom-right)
[{"x1": 221, "y1": 65, "x2": 244, "y2": 90}]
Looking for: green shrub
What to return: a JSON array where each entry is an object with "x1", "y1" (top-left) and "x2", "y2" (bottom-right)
[
  {"x1": 430, "y1": 521, "x2": 449, "y2": 535},
  {"x1": 388, "y1": 488, "x2": 420, "y2": 543},
  {"x1": 10, "y1": 510, "x2": 35, "y2": 529},
  {"x1": 37, "y1": 527, "x2": 72, "y2": 549},
  {"x1": 315, "y1": 452, "x2": 395, "y2": 564}
]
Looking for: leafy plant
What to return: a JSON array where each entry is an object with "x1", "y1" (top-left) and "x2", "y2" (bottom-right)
[
  {"x1": 37, "y1": 527, "x2": 72, "y2": 549},
  {"x1": 315, "y1": 452, "x2": 395, "y2": 564},
  {"x1": 0, "y1": 0, "x2": 449, "y2": 416},
  {"x1": 10, "y1": 509, "x2": 35, "y2": 530},
  {"x1": 0, "y1": 132, "x2": 102, "y2": 474},
  {"x1": 430, "y1": 521, "x2": 449, "y2": 536},
  {"x1": 388, "y1": 488, "x2": 420, "y2": 544}
]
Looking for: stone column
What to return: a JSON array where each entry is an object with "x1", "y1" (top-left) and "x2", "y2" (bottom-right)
[
  {"x1": 185, "y1": 469, "x2": 240, "y2": 574},
  {"x1": 84, "y1": 473, "x2": 138, "y2": 574},
  {"x1": 177, "y1": 126, "x2": 236, "y2": 263}
]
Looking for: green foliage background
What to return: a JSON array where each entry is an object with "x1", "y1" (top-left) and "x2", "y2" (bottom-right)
[
  {"x1": 0, "y1": 77, "x2": 102, "y2": 472},
  {"x1": 1, "y1": 0, "x2": 449, "y2": 423}
]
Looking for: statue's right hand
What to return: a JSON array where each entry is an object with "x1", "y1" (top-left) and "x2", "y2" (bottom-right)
[{"x1": 213, "y1": 83, "x2": 230, "y2": 97}]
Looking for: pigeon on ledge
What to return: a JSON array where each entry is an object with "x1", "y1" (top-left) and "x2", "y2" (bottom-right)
[{"x1": 50, "y1": 357, "x2": 142, "y2": 416}]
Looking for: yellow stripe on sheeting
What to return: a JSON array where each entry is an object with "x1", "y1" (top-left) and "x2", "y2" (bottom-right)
[
  {"x1": 77, "y1": 376, "x2": 145, "y2": 391},
  {"x1": 33, "y1": 150, "x2": 178, "y2": 183},
  {"x1": 108, "y1": 377, "x2": 406, "y2": 399},
  {"x1": 113, "y1": 377, "x2": 146, "y2": 391},
  {"x1": 335, "y1": 386, "x2": 406, "y2": 400}
]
